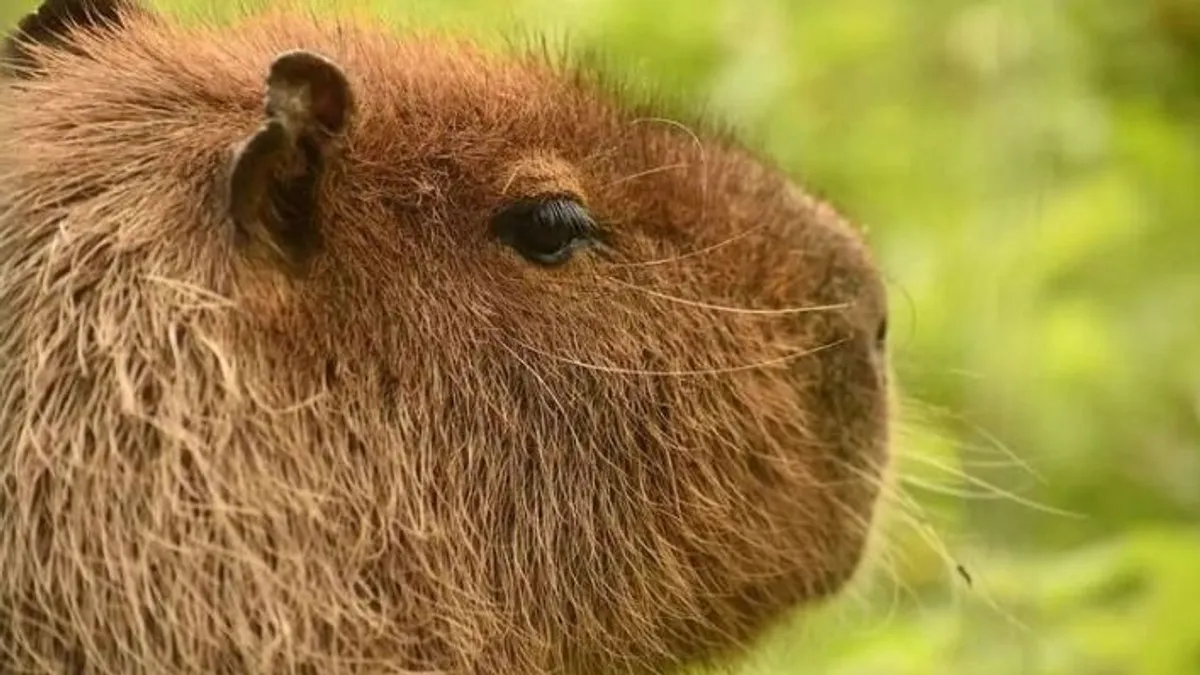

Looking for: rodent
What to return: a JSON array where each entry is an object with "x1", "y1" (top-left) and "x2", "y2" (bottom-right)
[{"x1": 0, "y1": 1, "x2": 893, "y2": 673}]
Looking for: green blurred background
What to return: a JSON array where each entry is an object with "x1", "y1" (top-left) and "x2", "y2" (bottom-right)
[{"x1": 4, "y1": 0, "x2": 1198, "y2": 673}]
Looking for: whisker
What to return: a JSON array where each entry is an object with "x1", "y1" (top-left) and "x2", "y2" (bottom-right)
[
  {"x1": 628, "y1": 116, "x2": 707, "y2": 193},
  {"x1": 832, "y1": 495, "x2": 923, "y2": 608},
  {"x1": 631, "y1": 116, "x2": 705, "y2": 146},
  {"x1": 604, "y1": 162, "x2": 690, "y2": 188},
  {"x1": 830, "y1": 456, "x2": 968, "y2": 594},
  {"x1": 833, "y1": 400, "x2": 1046, "y2": 636},
  {"x1": 502, "y1": 337, "x2": 848, "y2": 378},
  {"x1": 942, "y1": 546, "x2": 1034, "y2": 637},
  {"x1": 869, "y1": 445, "x2": 1041, "y2": 635},
  {"x1": 628, "y1": 115, "x2": 711, "y2": 261},
  {"x1": 605, "y1": 221, "x2": 769, "y2": 270},
  {"x1": 953, "y1": 457, "x2": 1044, "y2": 471},
  {"x1": 814, "y1": 488, "x2": 951, "y2": 644},
  {"x1": 893, "y1": 428, "x2": 1039, "y2": 473},
  {"x1": 599, "y1": 275, "x2": 850, "y2": 316},
  {"x1": 897, "y1": 397, "x2": 1043, "y2": 482},
  {"x1": 897, "y1": 452, "x2": 1082, "y2": 519},
  {"x1": 892, "y1": 428, "x2": 1039, "y2": 479},
  {"x1": 898, "y1": 474, "x2": 1031, "y2": 501}
]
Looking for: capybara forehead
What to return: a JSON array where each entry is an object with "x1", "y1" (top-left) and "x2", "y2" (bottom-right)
[{"x1": 9, "y1": 9, "x2": 771, "y2": 229}]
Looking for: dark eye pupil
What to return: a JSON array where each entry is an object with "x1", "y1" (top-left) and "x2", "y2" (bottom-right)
[{"x1": 492, "y1": 196, "x2": 597, "y2": 265}]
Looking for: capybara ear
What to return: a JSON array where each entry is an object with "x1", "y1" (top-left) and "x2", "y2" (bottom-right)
[
  {"x1": 2, "y1": 0, "x2": 141, "y2": 77},
  {"x1": 227, "y1": 50, "x2": 355, "y2": 275}
]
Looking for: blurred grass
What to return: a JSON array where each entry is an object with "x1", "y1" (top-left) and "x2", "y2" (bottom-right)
[{"x1": 4, "y1": 0, "x2": 1199, "y2": 673}]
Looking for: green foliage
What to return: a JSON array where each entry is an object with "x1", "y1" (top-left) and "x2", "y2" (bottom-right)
[{"x1": 4, "y1": 0, "x2": 1198, "y2": 672}]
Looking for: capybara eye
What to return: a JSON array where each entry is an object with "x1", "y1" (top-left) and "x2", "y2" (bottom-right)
[
  {"x1": 491, "y1": 195, "x2": 598, "y2": 266},
  {"x1": 876, "y1": 315, "x2": 889, "y2": 346}
]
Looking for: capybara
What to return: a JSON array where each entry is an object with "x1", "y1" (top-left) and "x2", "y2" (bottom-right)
[{"x1": 0, "y1": 1, "x2": 893, "y2": 673}]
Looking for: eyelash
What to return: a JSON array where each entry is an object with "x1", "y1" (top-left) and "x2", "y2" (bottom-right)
[{"x1": 491, "y1": 195, "x2": 602, "y2": 266}]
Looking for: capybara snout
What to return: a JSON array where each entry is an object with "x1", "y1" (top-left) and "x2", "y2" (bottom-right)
[{"x1": 0, "y1": 2, "x2": 893, "y2": 674}]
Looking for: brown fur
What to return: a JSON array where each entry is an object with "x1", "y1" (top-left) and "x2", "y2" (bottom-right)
[{"x1": 0, "y1": 2, "x2": 892, "y2": 673}]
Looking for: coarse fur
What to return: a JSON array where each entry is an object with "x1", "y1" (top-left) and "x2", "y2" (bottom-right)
[{"x1": 0, "y1": 1, "x2": 893, "y2": 673}]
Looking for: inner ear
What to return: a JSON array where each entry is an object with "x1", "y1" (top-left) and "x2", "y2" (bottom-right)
[
  {"x1": 227, "y1": 50, "x2": 355, "y2": 275},
  {"x1": 267, "y1": 50, "x2": 353, "y2": 135}
]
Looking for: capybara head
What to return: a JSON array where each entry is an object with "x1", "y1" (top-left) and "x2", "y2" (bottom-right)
[{"x1": 0, "y1": 1, "x2": 892, "y2": 673}]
